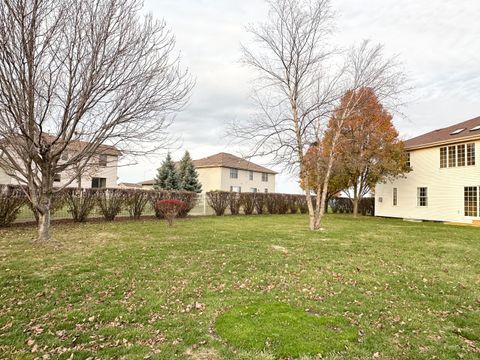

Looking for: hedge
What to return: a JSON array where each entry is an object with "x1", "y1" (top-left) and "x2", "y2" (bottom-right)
[
  {"x1": 0, "y1": 186, "x2": 199, "y2": 227},
  {"x1": 0, "y1": 185, "x2": 26, "y2": 227},
  {"x1": 206, "y1": 191, "x2": 314, "y2": 216},
  {"x1": 329, "y1": 197, "x2": 375, "y2": 215}
]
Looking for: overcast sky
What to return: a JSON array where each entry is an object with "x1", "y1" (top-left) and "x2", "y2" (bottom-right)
[{"x1": 118, "y1": 0, "x2": 480, "y2": 193}]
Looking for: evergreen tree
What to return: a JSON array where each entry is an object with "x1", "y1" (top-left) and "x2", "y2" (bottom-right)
[
  {"x1": 154, "y1": 153, "x2": 180, "y2": 190},
  {"x1": 178, "y1": 151, "x2": 202, "y2": 193}
]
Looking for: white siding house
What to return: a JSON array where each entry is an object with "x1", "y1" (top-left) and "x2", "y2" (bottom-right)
[{"x1": 375, "y1": 117, "x2": 480, "y2": 224}]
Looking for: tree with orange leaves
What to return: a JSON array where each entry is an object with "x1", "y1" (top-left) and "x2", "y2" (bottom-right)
[
  {"x1": 324, "y1": 88, "x2": 409, "y2": 216},
  {"x1": 300, "y1": 141, "x2": 349, "y2": 211}
]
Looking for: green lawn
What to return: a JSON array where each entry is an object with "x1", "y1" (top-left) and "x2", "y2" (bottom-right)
[{"x1": 0, "y1": 215, "x2": 479, "y2": 359}]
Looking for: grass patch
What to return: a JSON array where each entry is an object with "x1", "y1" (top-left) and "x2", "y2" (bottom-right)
[
  {"x1": 215, "y1": 302, "x2": 357, "y2": 357},
  {"x1": 0, "y1": 214, "x2": 479, "y2": 359}
]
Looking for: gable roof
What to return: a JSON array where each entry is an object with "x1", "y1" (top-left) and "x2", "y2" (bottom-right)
[
  {"x1": 118, "y1": 182, "x2": 142, "y2": 188},
  {"x1": 139, "y1": 179, "x2": 156, "y2": 186},
  {"x1": 192, "y1": 152, "x2": 277, "y2": 174},
  {"x1": 2, "y1": 133, "x2": 121, "y2": 156},
  {"x1": 405, "y1": 116, "x2": 480, "y2": 150}
]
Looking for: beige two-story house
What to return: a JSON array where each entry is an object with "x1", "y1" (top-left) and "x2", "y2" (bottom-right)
[
  {"x1": 0, "y1": 140, "x2": 120, "y2": 189},
  {"x1": 138, "y1": 152, "x2": 277, "y2": 193},
  {"x1": 192, "y1": 152, "x2": 277, "y2": 193},
  {"x1": 375, "y1": 116, "x2": 480, "y2": 224}
]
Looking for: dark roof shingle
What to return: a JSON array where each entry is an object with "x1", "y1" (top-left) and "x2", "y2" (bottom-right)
[
  {"x1": 405, "y1": 116, "x2": 480, "y2": 150},
  {"x1": 192, "y1": 152, "x2": 277, "y2": 174}
]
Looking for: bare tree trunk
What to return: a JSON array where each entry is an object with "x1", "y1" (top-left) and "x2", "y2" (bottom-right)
[
  {"x1": 38, "y1": 209, "x2": 51, "y2": 242},
  {"x1": 36, "y1": 194, "x2": 52, "y2": 242},
  {"x1": 314, "y1": 133, "x2": 337, "y2": 229},
  {"x1": 353, "y1": 198, "x2": 359, "y2": 217},
  {"x1": 352, "y1": 184, "x2": 359, "y2": 217}
]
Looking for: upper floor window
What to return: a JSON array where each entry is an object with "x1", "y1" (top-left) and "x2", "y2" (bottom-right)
[
  {"x1": 448, "y1": 146, "x2": 456, "y2": 167},
  {"x1": 457, "y1": 144, "x2": 466, "y2": 166},
  {"x1": 417, "y1": 187, "x2": 428, "y2": 207},
  {"x1": 440, "y1": 147, "x2": 447, "y2": 168},
  {"x1": 61, "y1": 152, "x2": 69, "y2": 161},
  {"x1": 406, "y1": 152, "x2": 411, "y2": 167},
  {"x1": 467, "y1": 143, "x2": 476, "y2": 166},
  {"x1": 54, "y1": 174, "x2": 61, "y2": 183},
  {"x1": 261, "y1": 173, "x2": 268, "y2": 182},
  {"x1": 99, "y1": 154, "x2": 108, "y2": 167},
  {"x1": 440, "y1": 143, "x2": 475, "y2": 168},
  {"x1": 249, "y1": 171, "x2": 254, "y2": 181},
  {"x1": 230, "y1": 168, "x2": 238, "y2": 179}
]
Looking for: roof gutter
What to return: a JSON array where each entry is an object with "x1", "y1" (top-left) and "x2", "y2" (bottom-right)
[{"x1": 406, "y1": 134, "x2": 480, "y2": 151}]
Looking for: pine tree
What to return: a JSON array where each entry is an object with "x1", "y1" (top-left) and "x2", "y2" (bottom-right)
[
  {"x1": 178, "y1": 151, "x2": 202, "y2": 193},
  {"x1": 154, "y1": 153, "x2": 180, "y2": 190}
]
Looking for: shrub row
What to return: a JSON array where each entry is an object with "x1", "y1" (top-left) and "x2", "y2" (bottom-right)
[
  {"x1": 329, "y1": 197, "x2": 375, "y2": 215},
  {"x1": 206, "y1": 191, "x2": 311, "y2": 216},
  {"x1": 0, "y1": 185, "x2": 198, "y2": 227}
]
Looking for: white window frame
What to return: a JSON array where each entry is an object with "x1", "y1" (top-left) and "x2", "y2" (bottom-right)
[
  {"x1": 464, "y1": 186, "x2": 479, "y2": 217},
  {"x1": 92, "y1": 177, "x2": 107, "y2": 188},
  {"x1": 417, "y1": 187, "x2": 428, "y2": 207},
  {"x1": 99, "y1": 154, "x2": 108, "y2": 167},
  {"x1": 230, "y1": 168, "x2": 238, "y2": 179}
]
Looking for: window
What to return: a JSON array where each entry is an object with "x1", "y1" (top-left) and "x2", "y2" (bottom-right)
[
  {"x1": 99, "y1": 154, "x2": 108, "y2": 167},
  {"x1": 250, "y1": 188, "x2": 257, "y2": 193},
  {"x1": 470, "y1": 125, "x2": 480, "y2": 132},
  {"x1": 264, "y1": 188, "x2": 268, "y2": 193},
  {"x1": 230, "y1": 186, "x2": 241, "y2": 193},
  {"x1": 464, "y1": 187, "x2": 478, "y2": 217},
  {"x1": 61, "y1": 152, "x2": 69, "y2": 161},
  {"x1": 457, "y1": 144, "x2": 466, "y2": 167},
  {"x1": 417, "y1": 187, "x2": 428, "y2": 207},
  {"x1": 249, "y1": 171, "x2": 254, "y2": 181},
  {"x1": 406, "y1": 152, "x2": 411, "y2": 167},
  {"x1": 54, "y1": 174, "x2": 61, "y2": 183},
  {"x1": 441, "y1": 143, "x2": 476, "y2": 168},
  {"x1": 91, "y1": 177, "x2": 107, "y2": 188},
  {"x1": 230, "y1": 168, "x2": 238, "y2": 179},
  {"x1": 467, "y1": 143, "x2": 475, "y2": 166},
  {"x1": 440, "y1": 147, "x2": 447, "y2": 168},
  {"x1": 261, "y1": 173, "x2": 268, "y2": 182},
  {"x1": 393, "y1": 188, "x2": 398, "y2": 206},
  {"x1": 448, "y1": 146, "x2": 456, "y2": 167}
]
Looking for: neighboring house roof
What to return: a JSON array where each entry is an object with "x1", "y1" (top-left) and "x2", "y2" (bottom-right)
[
  {"x1": 405, "y1": 116, "x2": 480, "y2": 150},
  {"x1": 139, "y1": 180, "x2": 156, "y2": 186},
  {"x1": 118, "y1": 182, "x2": 142, "y2": 188},
  {"x1": 2, "y1": 133, "x2": 121, "y2": 156},
  {"x1": 192, "y1": 152, "x2": 277, "y2": 174}
]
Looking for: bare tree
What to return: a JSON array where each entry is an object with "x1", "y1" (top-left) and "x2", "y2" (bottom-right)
[
  {"x1": 0, "y1": 0, "x2": 193, "y2": 241},
  {"x1": 233, "y1": 0, "x2": 405, "y2": 230}
]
